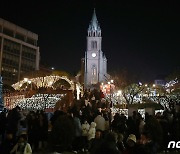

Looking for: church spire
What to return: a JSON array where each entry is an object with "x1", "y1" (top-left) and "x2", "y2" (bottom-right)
[
  {"x1": 91, "y1": 8, "x2": 98, "y2": 29},
  {"x1": 88, "y1": 9, "x2": 101, "y2": 37}
]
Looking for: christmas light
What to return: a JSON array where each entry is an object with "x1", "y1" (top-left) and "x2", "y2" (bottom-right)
[
  {"x1": 138, "y1": 109, "x2": 145, "y2": 119},
  {"x1": 16, "y1": 93, "x2": 65, "y2": 110},
  {"x1": 155, "y1": 109, "x2": 164, "y2": 115},
  {"x1": 12, "y1": 75, "x2": 76, "y2": 91},
  {"x1": 111, "y1": 107, "x2": 128, "y2": 118},
  {"x1": 4, "y1": 95, "x2": 25, "y2": 110}
]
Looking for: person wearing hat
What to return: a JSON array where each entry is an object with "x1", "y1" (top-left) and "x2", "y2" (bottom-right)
[
  {"x1": 127, "y1": 134, "x2": 136, "y2": 147},
  {"x1": 123, "y1": 134, "x2": 138, "y2": 154}
]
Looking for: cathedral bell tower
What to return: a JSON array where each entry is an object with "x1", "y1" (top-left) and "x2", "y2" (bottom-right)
[{"x1": 84, "y1": 9, "x2": 107, "y2": 88}]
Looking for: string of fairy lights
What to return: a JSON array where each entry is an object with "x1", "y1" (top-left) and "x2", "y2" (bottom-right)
[
  {"x1": 111, "y1": 107, "x2": 163, "y2": 119},
  {"x1": 4, "y1": 95, "x2": 25, "y2": 110},
  {"x1": 12, "y1": 75, "x2": 75, "y2": 91},
  {"x1": 5, "y1": 75, "x2": 83, "y2": 110},
  {"x1": 16, "y1": 94, "x2": 65, "y2": 110}
]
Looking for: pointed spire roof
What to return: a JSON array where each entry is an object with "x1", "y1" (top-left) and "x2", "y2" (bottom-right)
[
  {"x1": 89, "y1": 8, "x2": 100, "y2": 31},
  {"x1": 91, "y1": 8, "x2": 97, "y2": 26}
]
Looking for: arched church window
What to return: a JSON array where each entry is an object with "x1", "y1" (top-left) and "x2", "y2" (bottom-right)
[
  {"x1": 91, "y1": 64, "x2": 97, "y2": 84},
  {"x1": 92, "y1": 67, "x2": 96, "y2": 76},
  {"x1": 94, "y1": 41, "x2": 97, "y2": 49},
  {"x1": 91, "y1": 41, "x2": 97, "y2": 49},
  {"x1": 91, "y1": 41, "x2": 94, "y2": 49}
]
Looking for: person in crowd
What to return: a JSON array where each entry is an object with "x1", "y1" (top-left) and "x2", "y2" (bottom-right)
[
  {"x1": 138, "y1": 114, "x2": 145, "y2": 135},
  {"x1": 103, "y1": 112, "x2": 110, "y2": 131},
  {"x1": 50, "y1": 114, "x2": 75, "y2": 153},
  {"x1": 117, "y1": 133, "x2": 125, "y2": 152},
  {"x1": 38, "y1": 111, "x2": 48, "y2": 150},
  {"x1": 73, "y1": 111, "x2": 82, "y2": 137},
  {"x1": 82, "y1": 120, "x2": 90, "y2": 137},
  {"x1": 6, "y1": 106, "x2": 22, "y2": 142},
  {"x1": 27, "y1": 111, "x2": 39, "y2": 151},
  {"x1": 94, "y1": 112, "x2": 106, "y2": 132},
  {"x1": 123, "y1": 134, "x2": 137, "y2": 154},
  {"x1": 89, "y1": 129, "x2": 103, "y2": 153},
  {"x1": 111, "y1": 113, "x2": 127, "y2": 136},
  {"x1": 138, "y1": 131, "x2": 158, "y2": 154},
  {"x1": 92, "y1": 132, "x2": 121, "y2": 154},
  {"x1": 0, "y1": 132, "x2": 14, "y2": 154},
  {"x1": 17, "y1": 120, "x2": 27, "y2": 137},
  {"x1": 88, "y1": 122, "x2": 96, "y2": 141},
  {"x1": 10, "y1": 133, "x2": 32, "y2": 154},
  {"x1": 111, "y1": 113, "x2": 121, "y2": 132},
  {"x1": 0, "y1": 110, "x2": 7, "y2": 142},
  {"x1": 143, "y1": 115, "x2": 163, "y2": 152},
  {"x1": 50, "y1": 110, "x2": 65, "y2": 127},
  {"x1": 71, "y1": 111, "x2": 84, "y2": 152},
  {"x1": 81, "y1": 120, "x2": 90, "y2": 151},
  {"x1": 126, "y1": 117, "x2": 136, "y2": 135}
]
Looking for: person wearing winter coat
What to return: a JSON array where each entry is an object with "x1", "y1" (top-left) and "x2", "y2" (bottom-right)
[
  {"x1": 10, "y1": 134, "x2": 32, "y2": 154},
  {"x1": 94, "y1": 112, "x2": 106, "y2": 131},
  {"x1": 88, "y1": 122, "x2": 96, "y2": 141},
  {"x1": 82, "y1": 120, "x2": 90, "y2": 137}
]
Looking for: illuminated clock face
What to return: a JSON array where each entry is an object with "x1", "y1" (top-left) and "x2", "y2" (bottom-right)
[{"x1": 92, "y1": 53, "x2": 96, "y2": 58}]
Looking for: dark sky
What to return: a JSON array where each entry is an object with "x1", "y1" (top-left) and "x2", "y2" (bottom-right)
[{"x1": 1, "y1": 0, "x2": 180, "y2": 82}]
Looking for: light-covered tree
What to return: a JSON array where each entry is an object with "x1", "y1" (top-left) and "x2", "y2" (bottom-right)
[{"x1": 123, "y1": 83, "x2": 144, "y2": 106}]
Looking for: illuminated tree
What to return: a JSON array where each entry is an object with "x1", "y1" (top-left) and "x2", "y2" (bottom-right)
[{"x1": 123, "y1": 83, "x2": 144, "y2": 106}]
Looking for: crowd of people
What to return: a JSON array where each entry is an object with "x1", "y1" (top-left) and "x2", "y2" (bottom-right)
[{"x1": 0, "y1": 88, "x2": 179, "y2": 154}]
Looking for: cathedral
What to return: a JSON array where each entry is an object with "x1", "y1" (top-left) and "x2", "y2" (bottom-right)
[{"x1": 84, "y1": 9, "x2": 108, "y2": 88}]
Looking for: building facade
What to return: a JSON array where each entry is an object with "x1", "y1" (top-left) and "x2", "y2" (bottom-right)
[
  {"x1": 0, "y1": 18, "x2": 40, "y2": 85},
  {"x1": 84, "y1": 10, "x2": 107, "y2": 88}
]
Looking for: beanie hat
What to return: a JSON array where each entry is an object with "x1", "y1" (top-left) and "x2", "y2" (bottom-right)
[{"x1": 127, "y1": 134, "x2": 136, "y2": 143}]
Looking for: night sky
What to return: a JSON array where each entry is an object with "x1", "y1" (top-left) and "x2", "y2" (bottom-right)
[{"x1": 1, "y1": 0, "x2": 180, "y2": 82}]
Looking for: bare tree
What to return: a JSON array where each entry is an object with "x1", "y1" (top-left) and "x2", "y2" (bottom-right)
[{"x1": 123, "y1": 83, "x2": 144, "y2": 106}]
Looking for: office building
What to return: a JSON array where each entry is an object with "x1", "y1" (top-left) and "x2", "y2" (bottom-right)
[{"x1": 0, "y1": 18, "x2": 40, "y2": 85}]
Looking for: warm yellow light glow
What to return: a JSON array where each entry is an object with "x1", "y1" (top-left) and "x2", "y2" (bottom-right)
[
  {"x1": 117, "y1": 90, "x2": 122, "y2": 96},
  {"x1": 12, "y1": 75, "x2": 77, "y2": 91},
  {"x1": 76, "y1": 84, "x2": 81, "y2": 100},
  {"x1": 49, "y1": 81, "x2": 53, "y2": 85},
  {"x1": 24, "y1": 78, "x2": 28, "y2": 82}
]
